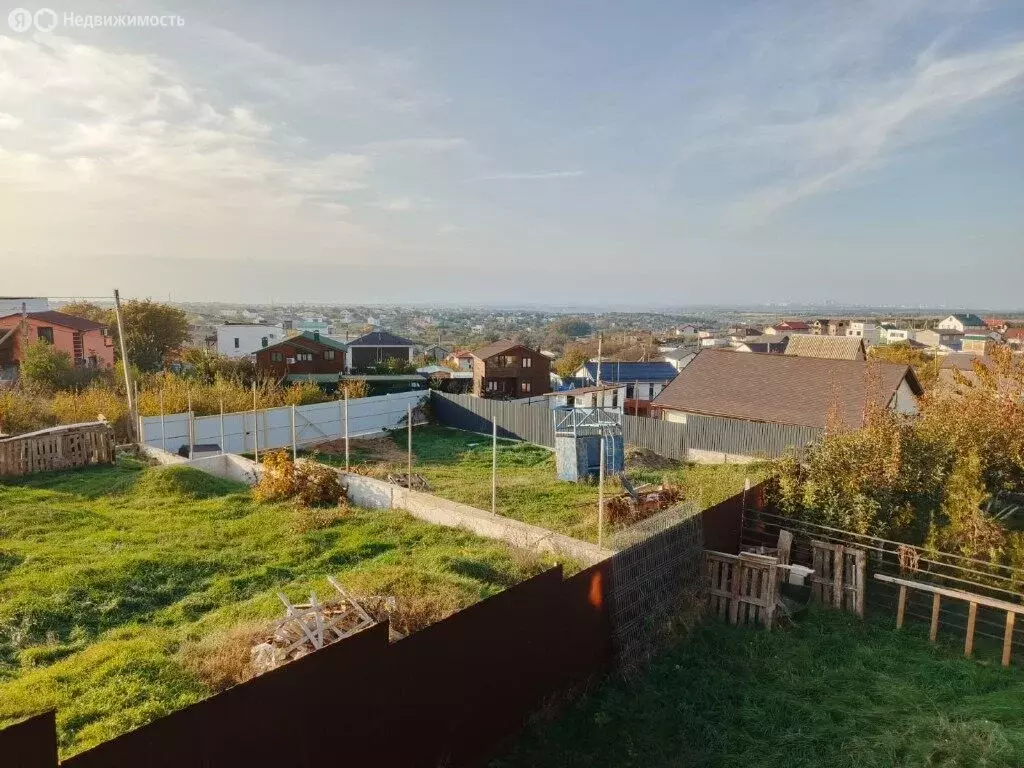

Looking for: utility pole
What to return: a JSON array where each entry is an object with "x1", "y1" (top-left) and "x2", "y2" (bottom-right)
[
  {"x1": 491, "y1": 420, "x2": 497, "y2": 515},
  {"x1": 113, "y1": 290, "x2": 136, "y2": 441},
  {"x1": 598, "y1": 433, "x2": 606, "y2": 548},
  {"x1": 596, "y1": 332, "x2": 602, "y2": 386}
]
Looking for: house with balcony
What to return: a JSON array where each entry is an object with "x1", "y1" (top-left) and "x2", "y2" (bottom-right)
[
  {"x1": 0, "y1": 310, "x2": 115, "y2": 373},
  {"x1": 345, "y1": 331, "x2": 416, "y2": 372},
  {"x1": 472, "y1": 340, "x2": 551, "y2": 398},
  {"x1": 253, "y1": 331, "x2": 346, "y2": 385}
]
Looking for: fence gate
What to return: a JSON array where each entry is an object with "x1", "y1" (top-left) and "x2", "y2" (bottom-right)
[{"x1": 705, "y1": 551, "x2": 779, "y2": 629}]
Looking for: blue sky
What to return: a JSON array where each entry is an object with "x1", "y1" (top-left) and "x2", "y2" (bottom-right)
[{"x1": 1, "y1": 0, "x2": 1022, "y2": 306}]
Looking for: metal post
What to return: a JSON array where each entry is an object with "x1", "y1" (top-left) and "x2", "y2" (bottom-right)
[
  {"x1": 596, "y1": 332, "x2": 602, "y2": 386},
  {"x1": 634, "y1": 380, "x2": 639, "y2": 417},
  {"x1": 407, "y1": 403, "x2": 413, "y2": 488},
  {"x1": 113, "y1": 289, "x2": 136, "y2": 441},
  {"x1": 491, "y1": 420, "x2": 497, "y2": 516},
  {"x1": 598, "y1": 433, "x2": 606, "y2": 548},
  {"x1": 252, "y1": 382, "x2": 259, "y2": 462},
  {"x1": 344, "y1": 388, "x2": 350, "y2": 471},
  {"x1": 187, "y1": 392, "x2": 194, "y2": 460},
  {"x1": 291, "y1": 405, "x2": 297, "y2": 461},
  {"x1": 219, "y1": 397, "x2": 225, "y2": 455},
  {"x1": 159, "y1": 389, "x2": 166, "y2": 451}
]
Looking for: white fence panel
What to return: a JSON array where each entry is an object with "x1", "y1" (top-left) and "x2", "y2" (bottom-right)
[{"x1": 140, "y1": 391, "x2": 425, "y2": 455}]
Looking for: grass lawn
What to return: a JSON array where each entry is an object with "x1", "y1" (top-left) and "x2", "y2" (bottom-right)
[
  {"x1": 494, "y1": 608, "x2": 1024, "y2": 768},
  {"x1": 0, "y1": 458, "x2": 555, "y2": 757},
  {"x1": 311, "y1": 425, "x2": 771, "y2": 543}
]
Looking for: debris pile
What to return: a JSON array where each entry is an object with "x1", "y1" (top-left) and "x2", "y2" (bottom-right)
[
  {"x1": 250, "y1": 577, "x2": 395, "y2": 675},
  {"x1": 386, "y1": 472, "x2": 432, "y2": 491},
  {"x1": 606, "y1": 483, "x2": 682, "y2": 526},
  {"x1": 623, "y1": 445, "x2": 681, "y2": 471}
]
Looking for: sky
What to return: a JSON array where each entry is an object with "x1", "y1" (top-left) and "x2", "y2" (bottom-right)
[{"x1": 1, "y1": 0, "x2": 1023, "y2": 307}]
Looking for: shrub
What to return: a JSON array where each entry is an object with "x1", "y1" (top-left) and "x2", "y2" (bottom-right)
[
  {"x1": 283, "y1": 381, "x2": 328, "y2": 406},
  {"x1": 0, "y1": 390, "x2": 54, "y2": 434},
  {"x1": 252, "y1": 450, "x2": 297, "y2": 502},
  {"x1": 19, "y1": 340, "x2": 74, "y2": 393},
  {"x1": 253, "y1": 451, "x2": 346, "y2": 509},
  {"x1": 51, "y1": 385, "x2": 129, "y2": 437}
]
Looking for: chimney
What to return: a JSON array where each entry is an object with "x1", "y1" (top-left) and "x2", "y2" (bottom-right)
[{"x1": 314, "y1": 330, "x2": 320, "y2": 342}]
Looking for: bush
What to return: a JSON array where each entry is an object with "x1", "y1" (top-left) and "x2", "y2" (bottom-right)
[
  {"x1": 253, "y1": 451, "x2": 346, "y2": 509},
  {"x1": 51, "y1": 385, "x2": 129, "y2": 436},
  {"x1": 0, "y1": 390, "x2": 55, "y2": 434},
  {"x1": 19, "y1": 340, "x2": 74, "y2": 393}
]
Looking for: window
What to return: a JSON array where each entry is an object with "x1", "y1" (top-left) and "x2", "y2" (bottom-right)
[
  {"x1": 626, "y1": 384, "x2": 635, "y2": 399},
  {"x1": 522, "y1": 357, "x2": 532, "y2": 368},
  {"x1": 271, "y1": 352, "x2": 283, "y2": 362},
  {"x1": 324, "y1": 350, "x2": 335, "y2": 360},
  {"x1": 234, "y1": 337, "x2": 240, "y2": 348},
  {"x1": 497, "y1": 355, "x2": 516, "y2": 366},
  {"x1": 296, "y1": 352, "x2": 313, "y2": 362},
  {"x1": 521, "y1": 381, "x2": 531, "y2": 393},
  {"x1": 648, "y1": 383, "x2": 655, "y2": 399},
  {"x1": 36, "y1": 327, "x2": 54, "y2": 344},
  {"x1": 486, "y1": 380, "x2": 498, "y2": 392},
  {"x1": 261, "y1": 337, "x2": 268, "y2": 347}
]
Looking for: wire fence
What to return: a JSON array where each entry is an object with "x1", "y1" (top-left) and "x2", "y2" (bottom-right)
[{"x1": 741, "y1": 509, "x2": 1024, "y2": 658}]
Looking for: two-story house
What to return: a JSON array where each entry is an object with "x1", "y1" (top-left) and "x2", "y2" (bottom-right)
[
  {"x1": 217, "y1": 323, "x2": 285, "y2": 358},
  {"x1": 253, "y1": 331, "x2": 346, "y2": 384},
  {"x1": 914, "y1": 328, "x2": 963, "y2": 351},
  {"x1": 345, "y1": 331, "x2": 416, "y2": 372},
  {"x1": 0, "y1": 310, "x2": 115, "y2": 370},
  {"x1": 472, "y1": 340, "x2": 551, "y2": 398},
  {"x1": 937, "y1": 314, "x2": 986, "y2": 334},
  {"x1": 572, "y1": 360, "x2": 677, "y2": 416}
]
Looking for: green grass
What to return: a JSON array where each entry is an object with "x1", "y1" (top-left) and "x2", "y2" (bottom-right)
[
  {"x1": 0, "y1": 459, "x2": 555, "y2": 756},
  {"x1": 315, "y1": 426, "x2": 770, "y2": 543},
  {"x1": 495, "y1": 608, "x2": 1024, "y2": 768}
]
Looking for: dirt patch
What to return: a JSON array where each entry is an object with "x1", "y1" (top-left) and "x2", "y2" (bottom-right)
[
  {"x1": 313, "y1": 434, "x2": 409, "y2": 465},
  {"x1": 625, "y1": 445, "x2": 681, "y2": 471}
]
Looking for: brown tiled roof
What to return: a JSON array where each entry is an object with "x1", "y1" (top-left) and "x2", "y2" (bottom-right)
[
  {"x1": 472, "y1": 339, "x2": 528, "y2": 360},
  {"x1": 0, "y1": 310, "x2": 108, "y2": 332},
  {"x1": 652, "y1": 349, "x2": 922, "y2": 429},
  {"x1": 784, "y1": 334, "x2": 866, "y2": 361}
]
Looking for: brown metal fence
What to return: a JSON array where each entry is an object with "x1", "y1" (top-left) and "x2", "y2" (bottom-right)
[
  {"x1": 431, "y1": 391, "x2": 821, "y2": 461},
  {"x1": 741, "y1": 509, "x2": 1024, "y2": 660}
]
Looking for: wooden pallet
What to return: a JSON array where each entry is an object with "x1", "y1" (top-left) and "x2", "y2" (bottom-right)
[
  {"x1": 705, "y1": 551, "x2": 779, "y2": 629},
  {"x1": 810, "y1": 540, "x2": 866, "y2": 616}
]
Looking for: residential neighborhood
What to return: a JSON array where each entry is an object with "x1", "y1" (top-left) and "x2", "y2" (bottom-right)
[{"x1": 3, "y1": 2, "x2": 1024, "y2": 765}]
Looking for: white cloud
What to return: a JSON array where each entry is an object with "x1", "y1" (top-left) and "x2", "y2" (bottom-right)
[
  {"x1": 473, "y1": 170, "x2": 584, "y2": 181},
  {"x1": 725, "y1": 39, "x2": 1024, "y2": 223}
]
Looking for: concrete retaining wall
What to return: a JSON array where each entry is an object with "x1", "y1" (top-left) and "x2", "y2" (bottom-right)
[
  {"x1": 686, "y1": 447, "x2": 758, "y2": 465},
  {"x1": 341, "y1": 472, "x2": 613, "y2": 565},
  {"x1": 138, "y1": 443, "x2": 611, "y2": 565},
  {"x1": 138, "y1": 444, "x2": 262, "y2": 484}
]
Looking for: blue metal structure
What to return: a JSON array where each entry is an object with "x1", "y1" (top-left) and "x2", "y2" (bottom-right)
[{"x1": 552, "y1": 405, "x2": 624, "y2": 481}]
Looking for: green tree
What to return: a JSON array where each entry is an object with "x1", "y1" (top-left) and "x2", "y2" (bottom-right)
[
  {"x1": 59, "y1": 301, "x2": 112, "y2": 325},
  {"x1": 114, "y1": 300, "x2": 190, "y2": 372},
  {"x1": 554, "y1": 347, "x2": 589, "y2": 378},
  {"x1": 20, "y1": 339, "x2": 74, "y2": 392},
  {"x1": 869, "y1": 342, "x2": 939, "y2": 388}
]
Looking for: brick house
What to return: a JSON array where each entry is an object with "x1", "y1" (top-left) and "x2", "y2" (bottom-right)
[
  {"x1": 472, "y1": 340, "x2": 551, "y2": 398},
  {"x1": 253, "y1": 331, "x2": 346, "y2": 381},
  {"x1": 0, "y1": 310, "x2": 114, "y2": 371}
]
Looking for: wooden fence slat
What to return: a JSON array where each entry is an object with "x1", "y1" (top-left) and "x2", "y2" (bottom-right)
[
  {"x1": 896, "y1": 585, "x2": 907, "y2": 629},
  {"x1": 930, "y1": 593, "x2": 942, "y2": 643},
  {"x1": 1004, "y1": 612, "x2": 1016, "y2": 668},
  {"x1": 965, "y1": 602, "x2": 978, "y2": 657}
]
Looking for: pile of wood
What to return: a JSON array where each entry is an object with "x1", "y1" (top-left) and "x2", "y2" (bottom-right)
[
  {"x1": 606, "y1": 483, "x2": 681, "y2": 525},
  {"x1": 250, "y1": 577, "x2": 380, "y2": 674}
]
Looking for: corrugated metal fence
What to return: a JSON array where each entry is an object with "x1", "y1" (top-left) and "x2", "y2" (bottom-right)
[{"x1": 430, "y1": 392, "x2": 821, "y2": 461}]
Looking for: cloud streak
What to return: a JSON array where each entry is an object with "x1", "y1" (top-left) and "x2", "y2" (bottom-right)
[{"x1": 471, "y1": 170, "x2": 584, "y2": 181}]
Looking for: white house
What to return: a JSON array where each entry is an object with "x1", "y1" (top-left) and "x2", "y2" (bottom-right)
[
  {"x1": 846, "y1": 321, "x2": 880, "y2": 345},
  {"x1": 879, "y1": 324, "x2": 910, "y2": 345},
  {"x1": 700, "y1": 337, "x2": 730, "y2": 348},
  {"x1": 548, "y1": 383, "x2": 627, "y2": 411},
  {"x1": 216, "y1": 323, "x2": 285, "y2": 358},
  {"x1": 937, "y1": 314, "x2": 986, "y2": 334}
]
